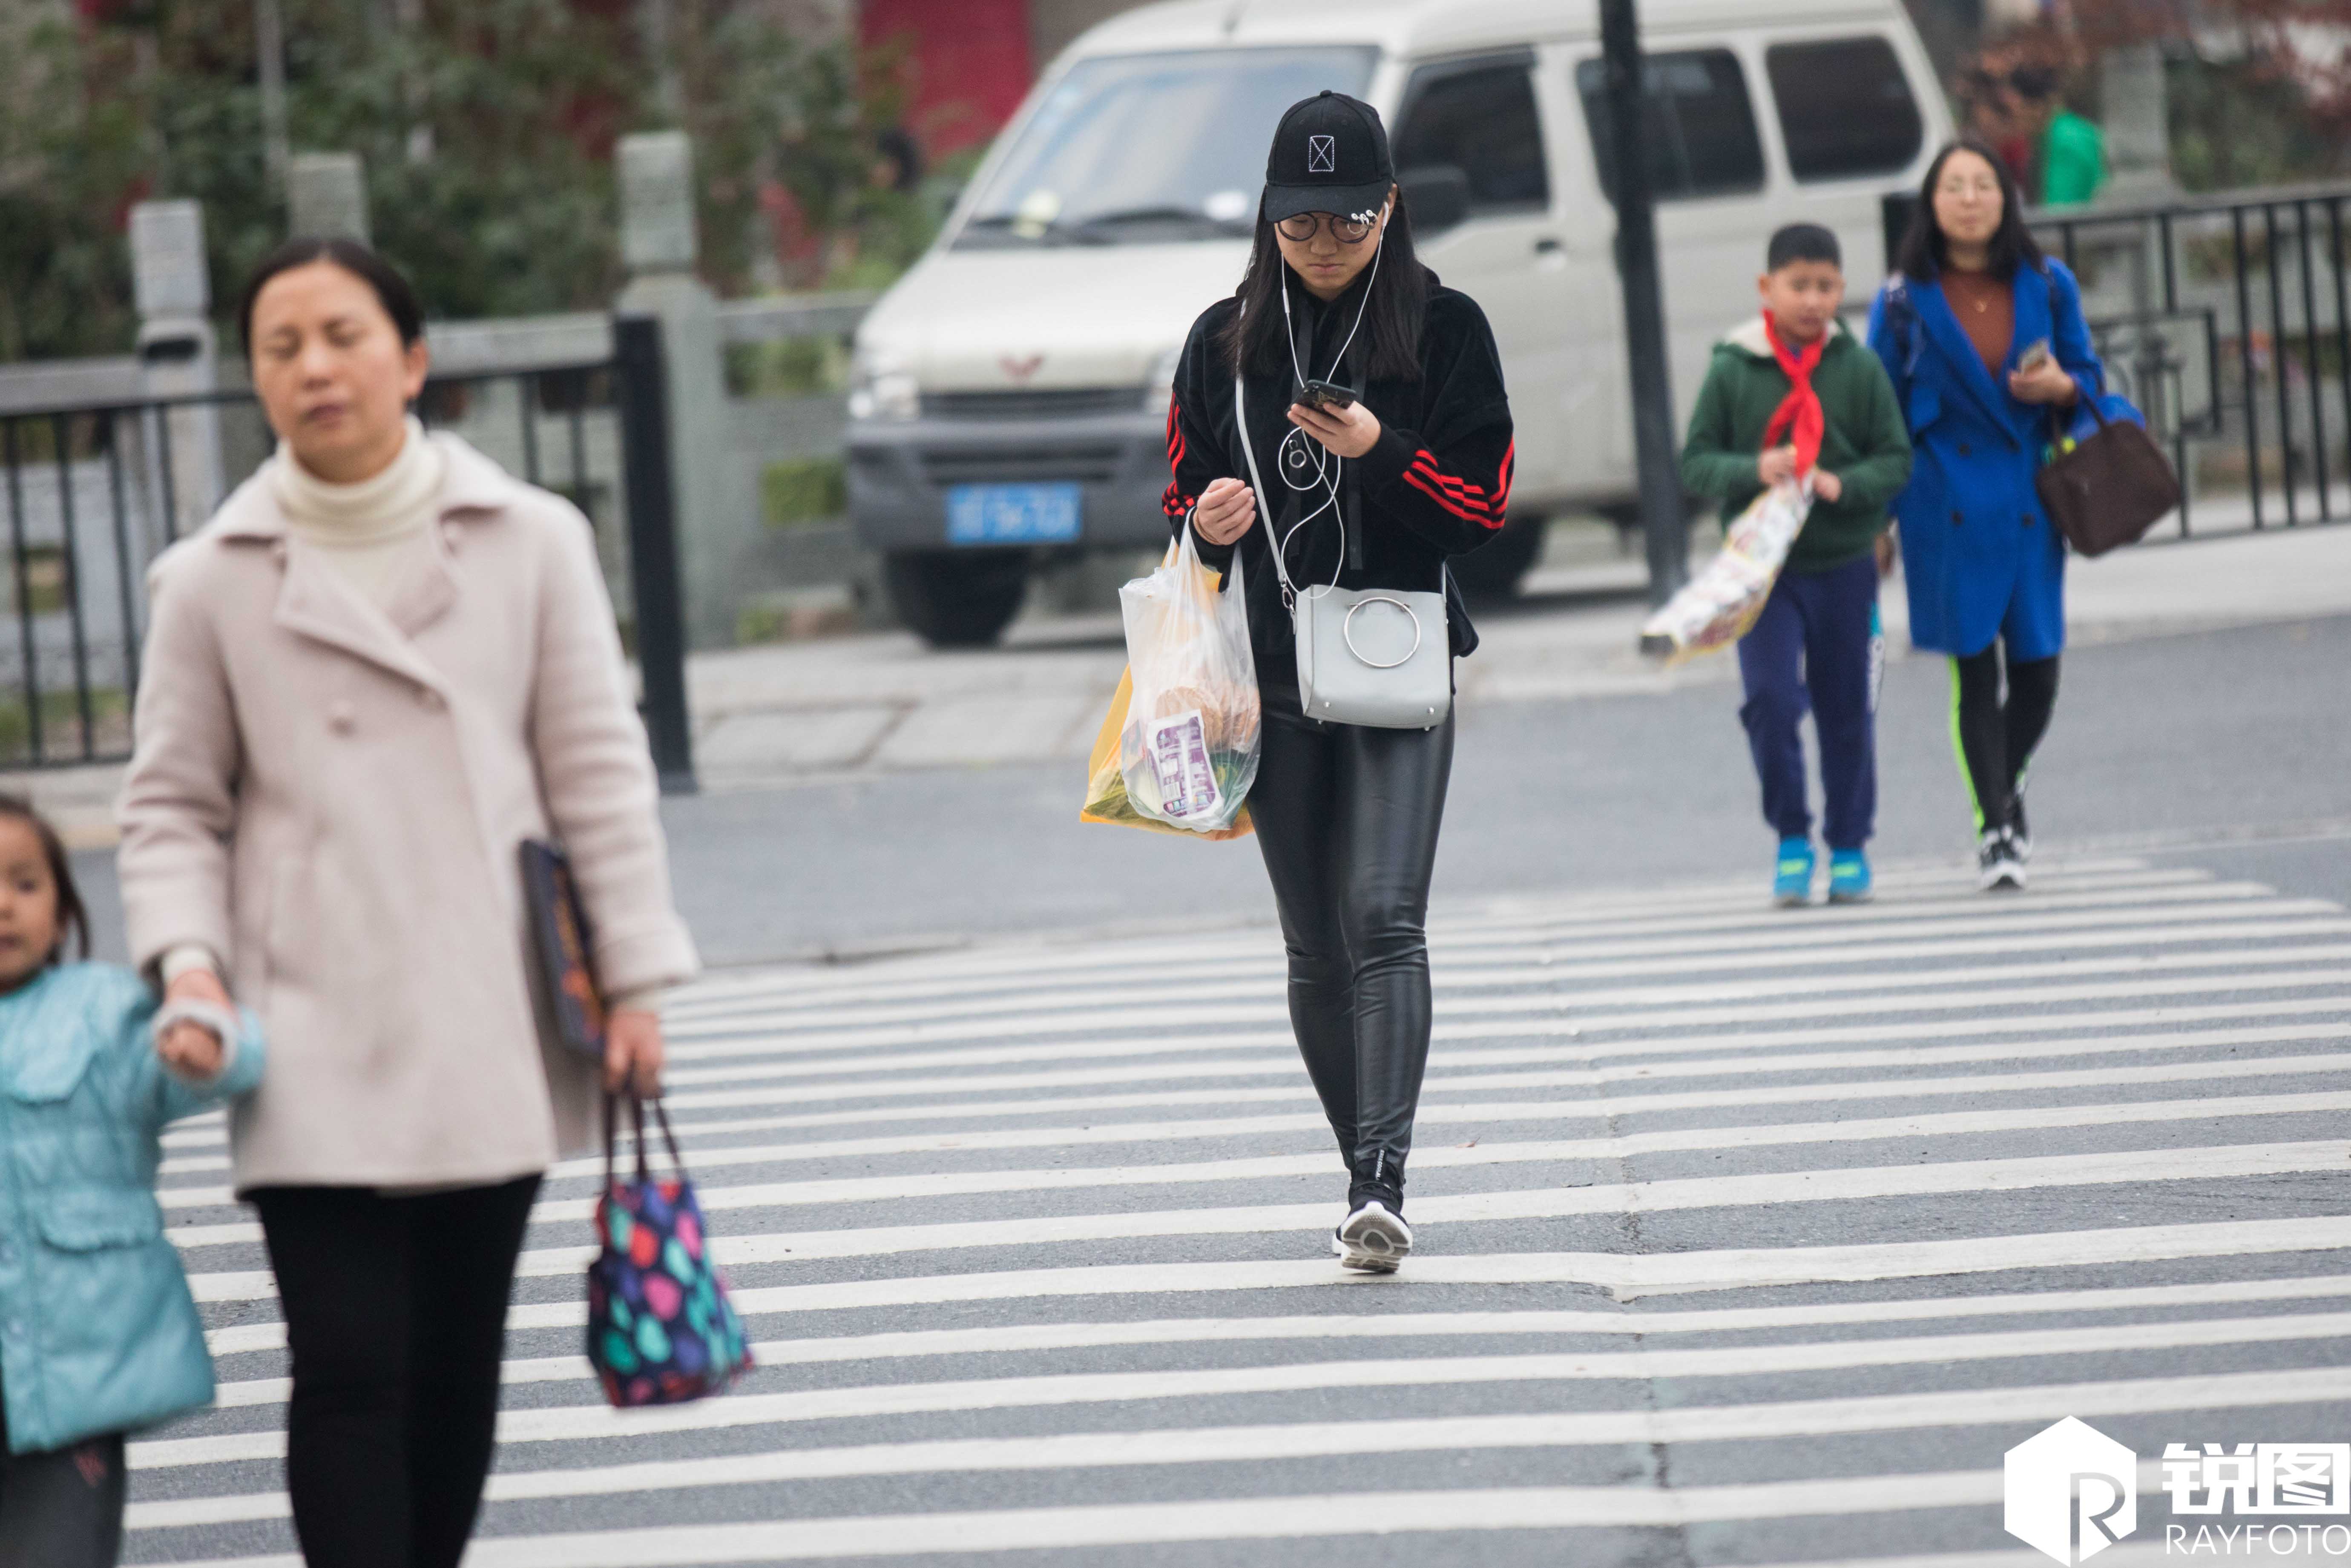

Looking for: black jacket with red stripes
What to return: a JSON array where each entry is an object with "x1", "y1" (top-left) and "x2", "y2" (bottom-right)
[{"x1": 1161, "y1": 268, "x2": 1515, "y2": 678}]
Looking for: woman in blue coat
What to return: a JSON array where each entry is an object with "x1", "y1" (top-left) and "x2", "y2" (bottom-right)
[{"x1": 1868, "y1": 138, "x2": 2107, "y2": 891}]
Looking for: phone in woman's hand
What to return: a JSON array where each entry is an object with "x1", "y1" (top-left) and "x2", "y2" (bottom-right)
[
  {"x1": 2018, "y1": 339, "x2": 2054, "y2": 372},
  {"x1": 1299, "y1": 379, "x2": 1357, "y2": 410}
]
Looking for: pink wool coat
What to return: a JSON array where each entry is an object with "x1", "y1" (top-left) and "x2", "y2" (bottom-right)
[{"x1": 117, "y1": 433, "x2": 700, "y2": 1191}]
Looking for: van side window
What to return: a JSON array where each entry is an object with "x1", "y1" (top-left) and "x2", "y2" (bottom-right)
[
  {"x1": 1393, "y1": 63, "x2": 1551, "y2": 215},
  {"x1": 1575, "y1": 50, "x2": 1765, "y2": 203},
  {"x1": 1768, "y1": 37, "x2": 1925, "y2": 181}
]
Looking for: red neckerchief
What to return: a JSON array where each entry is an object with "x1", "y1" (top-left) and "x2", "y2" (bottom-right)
[{"x1": 1761, "y1": 313, "x2": 1827, "y2": 476}]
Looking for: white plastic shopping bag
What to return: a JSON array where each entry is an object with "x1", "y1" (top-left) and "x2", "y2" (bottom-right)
[
  {"x1": 1109, "y1": 530, "x2": 1260, "y2": 833},
  {"x1": 1637, "y1": 478, "x2": 1812, "y2": 666}
]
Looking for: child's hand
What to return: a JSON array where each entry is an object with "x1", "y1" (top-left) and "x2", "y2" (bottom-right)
[
  {"x1": 1757, "y1": 445, "x2": 1799, "y2": 486},
  {"x1": 1812, "y1": 469, "x2": 1844, "y2": 503},
  {"x1": 157, "y1": 1019, "x2": 225, "y2": 1081},
  {"x1": 1876, "y1": 530, "x2": 1900, "y2": 578},
  {"x1": 158, "y1": 968, "x2": 231, "y2": 1083}
]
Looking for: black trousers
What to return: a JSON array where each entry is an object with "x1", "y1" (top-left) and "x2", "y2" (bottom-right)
[
  {"x1": 1951, "y1": 641, "x2": 2061, "y2": 832},
  {"x1": 1250, "y1": 683, "x2": 1455, "y2": 1197},
  {"x1": 0, "y1": 1370, "x2": 123, "y2": 1568},
  {"x1": 251, "y1": 1174, "x2": 541, "y2": 1568}
]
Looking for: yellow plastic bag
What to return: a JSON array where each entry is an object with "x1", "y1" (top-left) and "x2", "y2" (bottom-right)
[
  {"x1": 1081, "y1": 666, "x2": 1254, "y2": 840},
  {"x1": 1080, "y1": 536, "x2": 1258, "y2": 841}
]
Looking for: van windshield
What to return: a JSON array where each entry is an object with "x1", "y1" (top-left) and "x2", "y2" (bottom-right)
[{"x1": 954, "y1": 47, "x2": 1380, "y2": 249}]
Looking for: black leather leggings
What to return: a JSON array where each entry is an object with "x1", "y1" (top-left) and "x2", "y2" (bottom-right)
[{"x1": 1250, "y1": 683, "x2": 1455, "y2": 1196}]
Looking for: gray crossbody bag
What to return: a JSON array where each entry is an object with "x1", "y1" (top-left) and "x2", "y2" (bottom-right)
[{"x1": 1232, "y1": 374, "x2": 1451, "y2": 729}]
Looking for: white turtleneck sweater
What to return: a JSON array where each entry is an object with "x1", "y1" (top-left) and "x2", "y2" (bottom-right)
[
  {"x1": 268, "y1": 415, "x2": 445, "y2": 612},
  {"x1": 162, "y1": 419, "x2": 664, "y2": 1028}
]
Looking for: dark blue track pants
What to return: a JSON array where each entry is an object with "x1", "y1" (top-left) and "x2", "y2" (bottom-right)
[{"x1": 1735, "y1": 553, "x2": 1880, "y2": 850}]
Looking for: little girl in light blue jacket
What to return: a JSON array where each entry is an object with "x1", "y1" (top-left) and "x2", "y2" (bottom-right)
[{"x1": 0, "y1": 796, "x2": 262, "y2": 1566}]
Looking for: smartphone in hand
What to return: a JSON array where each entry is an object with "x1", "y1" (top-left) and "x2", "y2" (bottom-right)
[
  {"x1": 2017, "y1": 339, "x2": 2054, "y2": 372},
  {"x1": 1299, "y1": 379, "x2": 1357, "y2": 410}
]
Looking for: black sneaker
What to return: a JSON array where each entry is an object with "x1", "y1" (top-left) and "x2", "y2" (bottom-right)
[
  {"x1": 1977, "y1": 827, "x2": 2027, "y2": 892},
  {"x1": 2008, "y1": 795, "x2": 2032, "y2": 864},
  {"x1": 1334, "y1": 1183, "x2": 1411, "y2": 1273}
]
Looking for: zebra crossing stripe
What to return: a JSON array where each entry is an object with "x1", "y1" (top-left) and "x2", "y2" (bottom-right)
[
  {"x1": 663, "y1": 928, "x2": 2351, "y2": 1057},
  {"x1": 661, "y1": 865, "x2": 2210, "y2": 1014},
  {"x1": 185, "y1": 1263, "x2": 2351, "y2": 1373},
  {"x1": 131, "y1": 1310, "x2": 2351, "y2": 1472},
  {"x1": 661, "y1": 891, "x2": 2305, "y2": 1036},
  {"x1": 193, "y1": 1209, "x2": 2351, "y2": 1360},
  {"x1": 152, "y1": 1066, "x2": 2351, "y2": 1218},
  {"x1": 103, "y1": 1463, "x2": 2178, "y2": 1567},
  {"x1": 156, "y1": 1088, "x2": 2351, "y2": 1235},
  {"x1": 126, "y1": 1360, "x2": 2351, "y2": 1532},
  {"x1": 174, "y1": 1141, "x2": 2351, "y2": 1302},
  {"x1": 155, "y1": 992, "x2": 2351, "y2": 1159}
]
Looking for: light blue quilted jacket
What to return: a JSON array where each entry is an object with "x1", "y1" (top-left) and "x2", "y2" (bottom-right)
[{"x1": 0, "y1": 963, "x2": 264, "y2": 1453}]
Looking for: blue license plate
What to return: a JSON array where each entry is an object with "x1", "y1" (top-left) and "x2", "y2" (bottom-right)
[{"x1": 946, "y1": 483, "x2": 1082, "y2": 546}]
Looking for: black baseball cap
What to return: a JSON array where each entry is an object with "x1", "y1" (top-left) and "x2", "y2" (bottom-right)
[{"x1": 1261, "y1": 91, "x2": 1395, "y2": 225}]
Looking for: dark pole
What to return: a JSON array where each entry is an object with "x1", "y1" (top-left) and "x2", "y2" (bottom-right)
[
  {"x1": 1600, "y1": 0, "x2": 1687, "y2": 606},
  {"x1": 613, "y1": 313, "x2": 698, "y2": 795}
]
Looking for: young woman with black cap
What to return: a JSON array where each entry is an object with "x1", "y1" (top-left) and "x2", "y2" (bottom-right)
[{"x1": 1161, "y1": 90, "x2": 1514, "y2": 1272}]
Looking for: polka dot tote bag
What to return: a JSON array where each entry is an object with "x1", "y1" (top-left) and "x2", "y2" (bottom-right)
[{"x1": 587, "y1": 1095, "x2": 754, "y2": 1407}]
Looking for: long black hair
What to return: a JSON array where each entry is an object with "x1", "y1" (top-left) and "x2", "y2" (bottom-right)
[
  {"x1": 1215, "y1": 190, "x2": 1430, "y2": 382},
  {"x1": 236, "y1": 237, "x2": 426, "y2": 353},
  {"x1": 1894, "y1": 137, "x2": 2047, "y2": 281},
  {"x1": 0, "y1": 794, "x2": 89, "y2": 966}
]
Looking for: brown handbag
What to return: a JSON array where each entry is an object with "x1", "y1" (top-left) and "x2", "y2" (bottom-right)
[{"x1": 2033, "y1": 399, "x2": 2181, "y2": 557}]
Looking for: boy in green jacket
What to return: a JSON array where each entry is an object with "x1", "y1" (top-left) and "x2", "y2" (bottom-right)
[{"x1": 1680, "y1": 223, "x2": 1912, "y2": 905}]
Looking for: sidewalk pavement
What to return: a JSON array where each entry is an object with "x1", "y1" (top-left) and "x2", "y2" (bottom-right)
[
  {"x1": 687, "y1": 518, "x2": 2351, "y2": 786},
  {"x1": 20, "y1": 517, "x2": 2351, "y2": 848}
]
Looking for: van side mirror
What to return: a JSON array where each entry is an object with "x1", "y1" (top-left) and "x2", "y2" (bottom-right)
[{"x1": 1399, "y1": 165, "x2": 1472, "y2": 235}]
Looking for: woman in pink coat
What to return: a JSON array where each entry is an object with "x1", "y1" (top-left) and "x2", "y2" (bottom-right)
[{"x1": 116, "y1": 239, "x2": 699, "y2": 1568}]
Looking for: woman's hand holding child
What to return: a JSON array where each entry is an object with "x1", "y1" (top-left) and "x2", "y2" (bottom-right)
[{"x1": 158, "y1": 968, "x2": 230, "y2": 1081}]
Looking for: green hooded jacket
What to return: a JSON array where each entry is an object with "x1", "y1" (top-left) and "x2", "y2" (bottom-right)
[{"x1": 1678, "y1": 317, "x2": 1912, "y2": 573}]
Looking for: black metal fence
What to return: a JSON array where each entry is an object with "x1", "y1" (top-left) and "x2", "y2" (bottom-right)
[
  {"x1": 0, "y1": 313, "x2": 693, "y2": 788},
  {"x1": 2030, "y1": 181, "x2": 2351, "y2": 539}
]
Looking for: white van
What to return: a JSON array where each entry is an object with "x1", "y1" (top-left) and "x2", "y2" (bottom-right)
[{"x1": 847, "y1": 0, "x2": 1954, "y2": 645}]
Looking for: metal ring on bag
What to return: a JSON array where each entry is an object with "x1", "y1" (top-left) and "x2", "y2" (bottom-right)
[{"x1": 1342, "y1": 595, "x2": 1422, "y2": 669}]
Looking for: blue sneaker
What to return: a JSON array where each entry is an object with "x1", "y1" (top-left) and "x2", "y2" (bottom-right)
[
  {"x1": 1828, "y1": 847, "x2": 1873, "y2": 904},
  {"x1": 1773, "y1": 837, "x2": 1815, "y2": 907}
]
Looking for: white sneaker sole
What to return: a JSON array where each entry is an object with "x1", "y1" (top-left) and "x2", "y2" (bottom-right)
[
  {"x1": 1978, "y1": 862, "x2": 2027, "y2": 892},
  {"x1": 1335, "y1": 1202, "x2": 1412, "y2": 1273}
]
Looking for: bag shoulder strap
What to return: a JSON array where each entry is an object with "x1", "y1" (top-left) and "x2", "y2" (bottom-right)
[{"x1": 1233, "y1": 373, "x2": 1292, "y2": 606}]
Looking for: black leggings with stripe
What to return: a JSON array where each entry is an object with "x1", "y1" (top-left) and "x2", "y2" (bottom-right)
[{"x1": 1949, "y1": 641, "x2": 2060, "y2": 833}]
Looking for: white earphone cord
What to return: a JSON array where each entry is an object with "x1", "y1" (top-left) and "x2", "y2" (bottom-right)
[{"x1": 1271, "y1": 229, "x2": 1383, "y2": 594}]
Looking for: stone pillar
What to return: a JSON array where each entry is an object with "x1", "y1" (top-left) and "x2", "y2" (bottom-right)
[
  {"x1": 614, "y1": 130, "x2": 750, "y2": 648},
  {"x1": 130, "y1": 200, "x2": 224, "y2": 538},
  {"x1": 2099, "y1": 42, "x2": 2176, "y2": 201},
  {"x1": 288, "y1": 152, "x2": 371, "y2": 242}
]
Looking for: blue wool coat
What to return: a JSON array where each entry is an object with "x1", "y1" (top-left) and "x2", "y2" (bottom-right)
[
  {"x1": 0, "y1": 964, "x2": 264, "y2": 1453},
  {"x1": 1866, "y1": 259, "x2": 2106, "y2": 660}
]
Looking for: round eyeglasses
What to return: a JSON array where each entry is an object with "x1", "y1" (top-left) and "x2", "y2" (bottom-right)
[{"x1": 1275, "y1": 211, "x2": 1377, "y2": 245}]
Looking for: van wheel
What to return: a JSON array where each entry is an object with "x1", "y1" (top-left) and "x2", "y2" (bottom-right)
[
  {"x1": 1449, "y1": 512, "x2": 1546, "y2": 601},
  {"x1": 884, "y1": 550, "x2": 1030, "y2": 647}
]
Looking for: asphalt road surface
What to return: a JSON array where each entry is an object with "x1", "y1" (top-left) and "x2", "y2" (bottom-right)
[
  {"x1": 82, "y1": 612, "x2": 2351, "y2": 1565},
  {"x1": 645, "y1": 613, "x2": 2347, "y2": 966},
  {"x1": 132, "y1": 855, "x2": 2351, "y2": 1564}
]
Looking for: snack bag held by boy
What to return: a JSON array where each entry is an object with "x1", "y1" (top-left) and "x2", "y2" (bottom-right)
[
  {"x1": 1674, "y1": 224, "x2": 1912, "y2": 907},
  {"x1": 0, "y1": 797, "x2": 264, "y2": 1562}
]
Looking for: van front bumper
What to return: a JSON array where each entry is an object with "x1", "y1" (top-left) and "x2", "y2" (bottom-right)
[{"x1": 846, "y1": 407, "x2": 1176, "y2": 554}]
